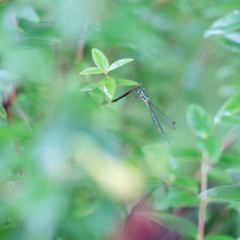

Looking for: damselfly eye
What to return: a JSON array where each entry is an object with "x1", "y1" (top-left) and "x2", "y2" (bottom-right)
[{"x1": 142, "y1": 89, "x2": 145, "y2": 92}]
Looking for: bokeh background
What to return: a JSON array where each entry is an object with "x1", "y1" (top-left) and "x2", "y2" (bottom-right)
[{"x1": 1, "y1": 0, "x2": 240, "y2": 240}]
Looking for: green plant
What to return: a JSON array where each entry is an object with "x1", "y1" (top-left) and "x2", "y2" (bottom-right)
[
  {"x1": 1, "y1": 1, "x2": 240, "y2": 240},
  {"x1": 79, "y1": 48, "x2": 137, "y2": 102}
]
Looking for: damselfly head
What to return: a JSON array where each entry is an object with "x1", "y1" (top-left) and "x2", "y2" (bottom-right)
[{"x1": 137, "y1": 89, "x2": 145, "y2": 94}]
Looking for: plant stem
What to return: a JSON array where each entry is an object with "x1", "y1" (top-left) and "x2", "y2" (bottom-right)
[
  {"x1": 197, "y1": 152, "x2": 209, "y2": 240},
  {"x1": 112, "y1": 84, "x2": 142, "y2": 102},
  {"x1": 76, "y1": 20, "x2": 89, "y2": 63}
]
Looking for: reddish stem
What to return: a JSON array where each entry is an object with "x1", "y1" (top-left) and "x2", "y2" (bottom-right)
[
  {"x1": 112, "y1": 84, "x2": 142, "y2": 103},
  {"x1": 76, "y1": 20, "x2": 89, "y2": 63},
  {"x1": 2, "y1": 80, "x2": 17, "y2": 124},
  {"x1": 197, "y1": 153, "x2": 208, "y2": 240}
]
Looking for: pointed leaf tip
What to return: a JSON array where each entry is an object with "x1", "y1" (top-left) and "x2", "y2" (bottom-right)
[
  {"x1": 80, "y1": 82, "x2": 101, "y2": 91},
  {"x1": 92, "y1": 48, "x2": 109, "y2": 70},
  {"x1": 79, "y1": 67, "x2": 105, "y2": 75},
  {"x1": 109, "y1": 58, "x2": 134, "y2": 71},
  {"x1": 115, "y1": 79, "x2": 139, "y2": 86}
]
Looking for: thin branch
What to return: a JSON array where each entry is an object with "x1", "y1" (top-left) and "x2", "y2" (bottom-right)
[
  {"x1": 220, "y1": 126, "x2": 238, "y2": 152},
  {"x1": 76, "y1": 20, "x2": 89, "y2": 63},
  {"x1": 2, "y1": 80, "x2": 17, "y2": 124},
  {"x1": 112, "y1": 84, "x2": 142, "y2": 103},
  {"x1": 197, "y1": 152, "x2": 209, "y2": 240}
]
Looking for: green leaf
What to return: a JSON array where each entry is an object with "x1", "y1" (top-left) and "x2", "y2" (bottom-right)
[
  {"x1": 115, "y1": 79, "x2": 139, "y2": 86},
  {"x1": 158, "y1": 190, "x2": 199, "y2": 209},
  {"x1": 196, "y1": 137, "x2": 222, "y2": 163},
  {"x1": 79, "y1": 67, "x2": 105, "y2": 75},
  {"x1": 225, "y1": 169, "x2": 240, "y2": 184},
  {"x1": 101, "y1": 105, "x2": 117, "y2": 114},
  {"x1": 173, "y1": 177, "x2": 200, "y2": 194},
  {"x1": 92, "y1": 48, "x2": 109, "y2": 70},
  {"x1": 208, "y1": 167, "x2": 232, "y2": 184},
  {"x1": 204, "y1": 10, "x2": 240, "y2": 38},
  {"x1": 80, "y1": 82, "x2": 101, "y2": 92},
  {"x1": 89, "y1": 92, "x2": 104, "y2": 103},
  {"x1": 215, "y1": 92, "x2": 240, "y2": 123},
  {"x1": 221, "y1": 115, "x2": 240, "y2": 125},
  {"x1": 199, "y1": 185, "x2": 240, "y2": 203},
  {"x1": 0, "y1": 104, "x2": 7, "y2": 119},
  {"x1": 108, "y1": 59, "x2": 134, "y2": 71},
  {"x1": 186, "y1": 104, "x2": 214, "y2": 138},
  {"x1": 204, "y1": 234, "x2": 235, "y2": 240},
  {"x1": 101, "y1": 76, "x2": 116, "y2": 102},
  {"x1": 170, "y1": 145, "x2": 200, "y2": 160},
  {"x1": 221, "y1": 32, "x2": 240, "y2": 52},
  {"x1": 219, "y1": 153, "x2": 240, "y2": 168},
  {"x1": 25, "y1": 35, "x2": 61, "y2": 42},
  {"x1": 17, "y1": 5, "x2": 41, "y2": 23},
  {"x1": 141, "y1": 144, "x2": 169, "y2": 155},
  {"x1": 158, "y1": 213, "x2": 197, "y2": 238},
  {"x1": 0, "y1": 70, "x2": 19, "y2": 81}
]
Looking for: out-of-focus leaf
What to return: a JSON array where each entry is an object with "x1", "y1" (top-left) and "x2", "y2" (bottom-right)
[
  {"x1": 199, "y1": 185, "x2": 240, "y2": 203},
  {"x1": 0, "y1": 70, "x2": 19, "y2": 81},
  {"x1": 225, "y1": 169, "x2": 240, "y2": 184},
  {"x1": 108, "y1": 58, "x2": 133, "y2": 71},
  {"x1": 101, "y1": 76, "x2": 116, "y2": 102},
  {"x1": 101, "y1": 105, "x2": 117, "y2": 114},
  {"x1": 215, "y1": 92, "x2": 240, "y2": 123},
  {"x1": 186, "y1": 104, "x2": 214, "y2": 138},
  {"x1": 89, "y1": 91, "x2": 104, "y2": 103},
  {"x1": 173, "y1": 177, "x2": 200, "y2": 194},
  {"x1": 80, "y1": 82, "x2": 101, "y2": 91},
  {"x1": 158, "y1": 213, "x2": 197, "y2": 238},
  {"x1": 204, "y1": 234, "x2": 235, "y2": 240},
  {"x1": 23, "y1": 35, "x2": 61, "y2": 42},
  {"x1": 204, "y1": 10, "x2": 240, "y2": 38},
  {"x1": 0, "y1": 123, "x2": 32, "y2": 143},
  {"x1": 0, "y1": 105, "x2": 7, "y2": 119},
  {"x1": 202, "y1": 1, "x2": 240, "y2": 18},
  {"x1": 221, "y1": 115, "x2": 240, "y2": 125},
  {"x1": 219, "y1": 153, "x2": 240, "y2": 168},
  {"x1": 170, "y1": 145, "x2": 200, "y2": 160},
  {"x1": 158, "y1": 190, "x2": 199, "y2": 209},
  {"x1": 79, "y1": 67, "x2": 105, "y2": 75},
  {"x1": 92, "y1": 48, "x2": 109, "y2": 70},
  {"x1": 115, "y1": 79, "x2": 139, "y2": 86},
  {"x1": 167, "y1": 156, "x2": 178, "y2": 175},
  {"x1": 196, "y1": 137, "x2": 222, "y2": 163},
  {"x1": 17, "y1": 5, "x2": 41, "y2": 23},
  {"x1": 221, "y1": 32, "x2": 240, "y2": 52},
  {"x1": 141, "y1": 144, "x2": 169, "y2": 155},
  {"x1": 208, "y1": 167, "x2": 232, "y2": 184}
]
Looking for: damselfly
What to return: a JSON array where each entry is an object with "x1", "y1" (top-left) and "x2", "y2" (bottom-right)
[{"x1": 112, "y1": 84, "x2": 176, "y2": 145}]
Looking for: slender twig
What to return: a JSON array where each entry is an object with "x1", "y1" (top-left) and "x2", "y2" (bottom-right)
[
  {"x1": 2, "y1": 80, "x2": 17, "y2": 124},
  {"x1": 220, "y1": 126, "x2": 238, "y2": 152},
  {"x1": 76, "y1": 20, "x2": 89, "y2": 63},
  {"x1": 111, "y1": 84, "x2": 142, "y2": 103},
  {"x1": 197, "y1": 152, "x2": 209, "y2": 240}
]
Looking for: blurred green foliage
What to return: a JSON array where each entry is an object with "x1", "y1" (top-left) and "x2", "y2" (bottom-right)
[{"x1": 1, "y1": 0, "x2": 240, "y2": 240}]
